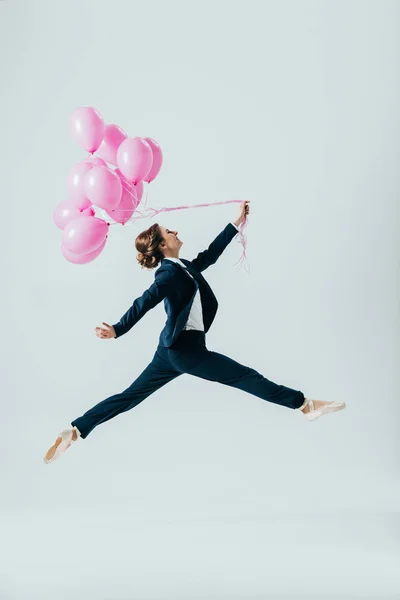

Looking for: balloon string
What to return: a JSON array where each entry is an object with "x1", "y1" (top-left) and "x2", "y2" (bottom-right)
[
  {"x1": 108, "y1": 197, "x2": 246, "y2": 214},
  {"x1": 97, "y1": 186, "x2": 250, "y2": 272},
  {"x1": 141, "y1": 182, "x2": 149, "y2": 209}
]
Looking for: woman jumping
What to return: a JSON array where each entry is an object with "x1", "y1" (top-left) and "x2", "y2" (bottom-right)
[{"x1": 44, "y1": 201, "x2": 346, "y2": 464}]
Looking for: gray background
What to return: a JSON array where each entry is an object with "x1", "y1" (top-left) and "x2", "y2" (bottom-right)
[{"x1": 2, "y1": 0, "x2": 399, "y2": 598}]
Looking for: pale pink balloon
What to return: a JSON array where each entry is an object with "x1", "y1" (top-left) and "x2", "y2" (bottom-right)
[
  {"x1": 67, "y1": 161, "x2": 93, "y2": 210},
  {"x1": 83, "y1": 166, "x2": 122, "y2": 211},
  {"x1": 115, "y1": 168, "x2": 144, "y2": 200},
  {"x1": 62, "y1": 236, "x2": 107, "y2": 264},
  {"x1": 81, "y1": 206, "x2": 95, "y2": 217},
  {"x1": 116, "y1": 137, "x2": 153, "y2": 184},
  {"x1": 144, "y1": 138, "x2": 163, "y2": 183},
  {"x1": 62, "y1": 216, "x2": 109, "y2": 255},
  {"x1": 85, "y1": 156, "x2": 107, "y2": 167},
  {"x1": 134, "y1": 180, "x2": 144, "y2": 203},
  {"x1": 97, "y1": 124, "x2": 127, "y2": 165},
  {"x1": 114, "y1": 168, "x2": 129, "y2": 183},
  {"x1": 115, "y1": 168, "x2": 145, "y2": 203},
  {"x1": 70, "y1": 106, "x2": 105, "y2": 153},
  {"x1": 114, "y1": 169, "x2": 141, "y2": 202},
  {"x1": 53, "y1": 200, "x2": 95, "y2": 230},
  {"x1": 106, "y1": 183, "x2": 138, "y2": 224}
]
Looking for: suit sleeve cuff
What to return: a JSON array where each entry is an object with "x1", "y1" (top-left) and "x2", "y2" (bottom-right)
[
  {"x1": 230, "y1": 222, "x2": 240, "y2": 232},
  {"x1": 112, "y1": 323, "x2": 124, "y2": 338}
]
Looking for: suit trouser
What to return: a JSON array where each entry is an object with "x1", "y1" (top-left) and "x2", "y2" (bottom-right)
[{"x1": 71, "y1": 330, "x2": 305, "y2": 439}]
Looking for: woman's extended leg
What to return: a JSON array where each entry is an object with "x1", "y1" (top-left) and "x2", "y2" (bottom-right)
[
  {"x1": 168, "y1": 343, "x2": 304, "y2": 410},
  {"x1": 70, "y1": 349, "x2": 182, "y2": 439}
]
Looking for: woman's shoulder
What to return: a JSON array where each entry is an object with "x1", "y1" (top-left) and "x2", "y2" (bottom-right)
[{"x1": 155, "y1": 262, "x2": 179, "y2": 279}]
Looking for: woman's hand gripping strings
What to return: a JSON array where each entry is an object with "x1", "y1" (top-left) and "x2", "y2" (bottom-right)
[{"x1": 233, "y1": 200, "x2": 250, "y2": 227}]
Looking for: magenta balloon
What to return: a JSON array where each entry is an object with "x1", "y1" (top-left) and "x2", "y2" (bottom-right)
[
  {"x1": 70, "y1": 106, "x2": 105, "y2": 153},
  {"x1": 53, "y1": 200, "x2": 95, "y2": 230},
  {"x1": 67, "y1": 161, "x2": 93, "y2": 210},
  {"x1": 144, "y1": 138, "x2": 163, "y2": 183},
  {"x1": 81, "y1": 206, "x2": 95, "y2": 217},
  {"x1": 106, "y1": 183, "x2": 138, "y2": 224},
  {"x1": 83, "y1": 166, "x2": 122, "y2": 211},
  {"x1": 97, "y1": 124, "x2": 127, "y2": 165},
  {"x1": 134, "y1": 180, "x2": 144, "y2": 203},
  {"x1": 62, "y1": 216, "x2": 109, "y2": 254},
  {"x1": 85, "y1": 156, "x2": 107, "y2": 167},
  {"x1": 116, "y1": 137, "x2": 153, "y2": 184},
  {"x1": 62, "y1": 236, "x2": 107, "y2": 264}
]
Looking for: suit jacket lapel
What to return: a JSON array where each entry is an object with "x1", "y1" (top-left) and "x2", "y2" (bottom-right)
[
  {"x1": 179, "y1": 259, "x2": 200, "y2": 279},
  {"x1": 161, "y1": 259, "x2": 197, "y2": 284},
  {"x1": 160, "y1": 258, "x2": 213, "y2": 297},
  {"x1": 159, "y1": 257, "x2": 218, "y2": 334},
  {"x1": 180, "y1": 258, "x2": 215, "y2": 298}
]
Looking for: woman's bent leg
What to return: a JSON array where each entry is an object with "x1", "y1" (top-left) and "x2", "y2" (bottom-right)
[{"x1": 71, "y1": 351, "x2": 181, "y2": 438}]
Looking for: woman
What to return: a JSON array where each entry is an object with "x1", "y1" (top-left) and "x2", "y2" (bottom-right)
[{"x1": 44, "y1": 201, "x2": 346, "y2": 464}]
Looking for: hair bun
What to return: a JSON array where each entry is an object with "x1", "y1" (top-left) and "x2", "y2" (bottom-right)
[{"x1": 135, "y1": 223, "x2": 163, "y2": 270}]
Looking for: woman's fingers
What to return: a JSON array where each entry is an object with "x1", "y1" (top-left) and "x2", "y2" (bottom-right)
[
  {"x1": 95, "y1": 324, "x2": 111, "y2": 331},
  {"x1": 95, "y1": 325, "x2": 112, "y2": 338}
]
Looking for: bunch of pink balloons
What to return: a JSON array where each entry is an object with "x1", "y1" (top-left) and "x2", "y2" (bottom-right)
[{"x1": 53, "y1": 106, "x2": 163, "y2": 264}]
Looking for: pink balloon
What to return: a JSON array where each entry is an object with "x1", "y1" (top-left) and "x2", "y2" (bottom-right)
[
  {"x1": 53, "y1": 200, "x2": 95, "y2": 230},
  {"x1": 83, "y1": 166, "x2": 122, "y2": 211},
  {"x1": 114, "y1": 168, "x2": 129, "y2": 183},
  {"x1": 67, "y1": 161, "x2": 93, "y2": 210},
  {"x1": 97, "y1": 124, "x2": 127, "y2": 165},
  {"x1": 116, "y1": 137, "x2": 153, "y2": 184},
  {"x1": 85, "y1": 156, "x2": 107, "y2": 167},
  {"x1": 115, "y1": 168, "x2": 145, "y2": 205},
  {"x1": 62, "y1": 236, "x2": 107, "y2": 264},
  {"x1": 106, "y1": 183, "x2": 138, "y2": 224},
  {"x1": 114, "y1": 168, "x2": 144, "y2": 200},
  {"x1": 70, "y1": 106, "x2": 105, "y2": 153},
  {"x1": 62, "y1": 216, "x2": 109, "y2": 255},
  {"x1": 144, "y1": 138, "x2": 163, "y2": 183}
]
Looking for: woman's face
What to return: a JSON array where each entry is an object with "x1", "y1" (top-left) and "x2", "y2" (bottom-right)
[{"x1": 159, "y1": 226, "x2": 183, "y2": 254}]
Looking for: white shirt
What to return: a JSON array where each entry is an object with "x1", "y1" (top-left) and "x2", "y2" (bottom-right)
[{"x1": 163, "y1": 222, "x2": 240, "y2": 331}]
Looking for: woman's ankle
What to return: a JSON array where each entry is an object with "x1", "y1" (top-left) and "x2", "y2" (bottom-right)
[
  {"x1": 72, "y1": 426, "x2": 81, "y2": 441},
  {"x1": 299, "y1": 397, "x2": 309, "y2": 412}
]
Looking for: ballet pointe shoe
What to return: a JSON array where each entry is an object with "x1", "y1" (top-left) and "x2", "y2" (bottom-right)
[
  {"x1": 43, "y1": 427, "x2": 81, "y2": 464},
  {"x1": 299, "y1": 398, "x2": 346, "y2": 422}
]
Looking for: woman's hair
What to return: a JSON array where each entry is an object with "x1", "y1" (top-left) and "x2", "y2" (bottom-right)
[{"x1": 135, "y1": 222, "x2": 165, "y2": 270}]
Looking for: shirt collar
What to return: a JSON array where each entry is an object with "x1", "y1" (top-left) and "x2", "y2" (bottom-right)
[
  {"x1": 157, "y1": 256, "x2": 186, "y2": 272},
  {"x1": 162, "y1": 257, "x2": 183, "y2": 264}
]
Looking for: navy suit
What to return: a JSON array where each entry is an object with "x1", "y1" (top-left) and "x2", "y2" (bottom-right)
[
  {"x1": 112, "y1": 222, "x2": 238, "y2": 347},
  {"x1": 71, "y1": 223, "x2": 305, "y2": 439}
]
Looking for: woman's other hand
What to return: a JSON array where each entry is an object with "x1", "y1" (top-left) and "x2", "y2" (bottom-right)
[{"x1": 94, "y1": 322, "x2": 116, "y2": 339}]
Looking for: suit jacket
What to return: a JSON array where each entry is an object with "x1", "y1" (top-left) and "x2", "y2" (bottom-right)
[{"x1": 112, "y1": 222, "x2": 239, "y2": 347}]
